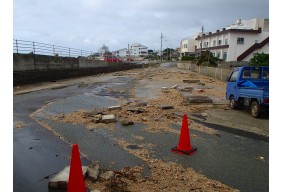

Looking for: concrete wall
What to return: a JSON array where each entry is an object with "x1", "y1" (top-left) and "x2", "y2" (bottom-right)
[
  {"x1": 13, "y1": 53, "x2": 145, "y2": 86},
  {"x1": 177, "y1": 62, "x2": 231, "y2": 82},
  {"x1": 79, "y1": 57, "x2": 108, "y2": 68},
  {"x1": 14, "y1": 54, "x2": 114, "y2": 71}
]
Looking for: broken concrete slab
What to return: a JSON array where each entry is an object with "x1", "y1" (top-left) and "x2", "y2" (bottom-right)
[
  {"x1": 183, "y1": 79, "x2": 200, "y2": 83},
  {"x1": 48, "y1": 166, "x2": 88, "y2": 190},
  {"x1": 185, "y1": 95, "x2": 213, "y2": 104},
  {"x1": 87, "y1": 164, "x2": 100, "y2": 181},
  {"x1": 127, "y1": 108, "x2": 145, "y2": 113},
  {"x1": 180, "y1": 87, "x2": 193, "y2": 92},
  {"x1": 159, "y1": 105, "x2": 174, "y2": 110},
  {"x1": 135, "y1": 101, "x2": 148, "y2": 107},
  {"x1": 101, "y1": 114, "x2": 116, "y2": 123},
  {"x1": 100, "y1": 171, "x2": 115, "y2": 180},
  {"x1": 108, "y1": 105, "x2": 122, "y2": 111}
]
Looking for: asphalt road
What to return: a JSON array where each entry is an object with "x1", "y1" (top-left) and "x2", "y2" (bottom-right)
[{"x1": 13, "y1": 62, "x2": 269, "y2": 192}]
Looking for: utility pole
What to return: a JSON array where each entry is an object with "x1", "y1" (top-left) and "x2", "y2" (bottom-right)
[
  {"x1": 160, "y1": 33, "x2": 163, "y2": 61},
  {"x1": 128, "y1": 44, "x2": 131, "y2": 61},
  {"x1": 200, "y1": 26, "x2": 204, "y2": 57}
]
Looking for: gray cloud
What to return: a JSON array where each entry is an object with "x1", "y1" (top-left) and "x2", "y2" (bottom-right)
[{"x1": 13, "y1": 0, "x2": 269, "y2": 52}]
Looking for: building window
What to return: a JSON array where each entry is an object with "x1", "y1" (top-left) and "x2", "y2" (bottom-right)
[
  {"x1": 237, "y1": 37, "x2": 244, "y2": 44},
  {"x1": 213, "y1": 40, "x2": 216, "y2": 47},
  {"x1": 225, "y1": 39, "x2": 228, "y2": 45},
  {"x1": 218, "y1": 40, "x2": 222, "y2": 46},
  {"x1": 216, "y1": 51, "x2": 221, "y2": 58},
  {"x1": 204, "y1": 42, "x2": 209, "y2": 48},
  {"x1": 223, "y1": 51, "x2": 227, "y2": 61}
]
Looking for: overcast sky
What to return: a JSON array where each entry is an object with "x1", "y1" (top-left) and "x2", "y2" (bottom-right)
[{"x1": 13, "y1": 0, "x2": 269, "y2": 52}]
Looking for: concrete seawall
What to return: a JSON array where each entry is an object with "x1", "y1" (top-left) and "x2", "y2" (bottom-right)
[{"x1": 13, "y1": 53, "x2": 144, "y2": 86}]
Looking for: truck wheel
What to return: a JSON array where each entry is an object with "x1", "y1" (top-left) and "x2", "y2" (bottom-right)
[
  {"x1": 251, "y1": 101, "x2": 260, "y2": 118},
  {"x1": 229, "y1": 96, "x2": 237, "y2": 109}
]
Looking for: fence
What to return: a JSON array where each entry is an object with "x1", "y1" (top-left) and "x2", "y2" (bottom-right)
[
  {"x1": 13, "y1": 39, "x2": 93, "y2": 58},
  {"x1": 177, "y1": 62, "x2": 231, "y2": 82}
]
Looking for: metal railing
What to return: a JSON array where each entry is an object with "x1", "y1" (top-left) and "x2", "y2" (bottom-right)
[{"x1": 13, "y1": 39, "x2": 93, "y2": 58}]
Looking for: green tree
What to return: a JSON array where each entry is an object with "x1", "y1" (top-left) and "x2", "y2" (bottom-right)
[
  {"x1": 248, "y1": 53, "x2": 269, "y2": 66},
  {"x1": 196, "y1": 51, "x2": 218, "y2": 67}
]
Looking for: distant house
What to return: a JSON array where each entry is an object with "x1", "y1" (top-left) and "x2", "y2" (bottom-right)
[
  {"x1": 130, "y1": 43, "x2": 148, "y2": 57},
  {"x1": 179, "y1": 38, "x2": 197, "y2": 57},
  {"x1": 193, "y1": 18, "x2": 269, "y2": 62},
  {"x1": 112, "y1": 48, "x2": 129, "y2": 58}
]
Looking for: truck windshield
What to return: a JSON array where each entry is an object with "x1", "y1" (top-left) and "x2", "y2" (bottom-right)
[{"x1": 229, "y1": 70, "x2": 239, "y2": 82}]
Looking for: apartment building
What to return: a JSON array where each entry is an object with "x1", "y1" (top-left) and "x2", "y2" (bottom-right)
[
  {"x1": 130, "y1": 43, "x2": 148, "y2": 56},
  {"x1": 194, "y1": 18, "x2": 269, "y2": 62}
]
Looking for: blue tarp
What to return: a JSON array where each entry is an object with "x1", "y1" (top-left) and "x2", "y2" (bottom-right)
[{"x1": 238, "y1": 80, "x2": 257, "y2": 87}]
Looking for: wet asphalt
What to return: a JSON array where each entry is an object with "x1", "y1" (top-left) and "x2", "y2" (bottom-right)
[{"x1": 13, "y1": 63, "x2": 269, "y2": 192}]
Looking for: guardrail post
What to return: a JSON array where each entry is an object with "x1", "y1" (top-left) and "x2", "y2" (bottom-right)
[
  {"x1": 16, "y1": 39, "x2": 18, "y2": 53},
  {"x1": 33, "y1": 41, "x2": 35, "y2": 54}
]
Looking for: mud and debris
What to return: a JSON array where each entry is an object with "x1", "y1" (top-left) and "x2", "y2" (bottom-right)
[{"x1": 44, "y1": 66, "x2": 240, "y2": 191}]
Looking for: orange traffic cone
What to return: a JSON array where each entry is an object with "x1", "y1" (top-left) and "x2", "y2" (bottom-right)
[
  {"x1": 171, "y1": 114, "x2": 197, "y2": 155},
  {"x1": 67, "y1": 144, "x2": 86, "y2": 192}
]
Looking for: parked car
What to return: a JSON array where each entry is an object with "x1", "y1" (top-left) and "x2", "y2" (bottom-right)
[
  {"x1": 104, "y1": 57, "x2": 123, "y2": 62},
  {"x1": 226, "y1": 66, "x2": 269, "y2": 118}
]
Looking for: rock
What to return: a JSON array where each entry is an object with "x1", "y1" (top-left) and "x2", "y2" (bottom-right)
[
  {"x1": 48, "y1": 166, "x2": 88, "y2": 190},
  {"x1": 121, "y1": 120, "x2": 134, "y2": 126},
  {"x1": 87, "y1": 164, "x2": 100, "y2": 181},
  {"x1": 161, "y1": 87, "x2": 168, "y2": 90},
  {"x1": 171, "y1": 85, "x2": 179, "y2": 89},
  {"x1": 100, "y1": 171, "x2": 115, "y2": 180},
  {"x1": 108, "y1": 105, "x2": 122, "y2": 111},
  {"x1": 101, "y1": 115, "x2": 116, "y2": 123}
]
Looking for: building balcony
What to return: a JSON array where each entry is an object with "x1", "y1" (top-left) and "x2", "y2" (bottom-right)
[{"x1": 196, "y1": 45, "x2": 229, "y2": 51}]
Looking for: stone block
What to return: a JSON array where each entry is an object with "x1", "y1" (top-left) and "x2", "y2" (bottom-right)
[
  {"x1": 101, "y1": 114, "x2": 116, "y2": 123},
  {"x1": 108, "y1": 105, "x2": 122, "y2": 111}
]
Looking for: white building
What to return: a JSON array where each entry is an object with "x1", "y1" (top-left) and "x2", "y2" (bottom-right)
[
  {"x1": 112, "y1": 48, "x2": 129, "y2": 58},
  {"x1": 195, "y1": 18, "x2": 269, "y2": 62},
  {"x1": 179, "y1": 38, "x2": 197, "y2": 57},
  {"x1": 130, "y1": 43, "x2": 148, "y2": 56}
]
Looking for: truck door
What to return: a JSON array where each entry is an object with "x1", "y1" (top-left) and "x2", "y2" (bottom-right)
[{"x1": 226, "y1": 70, "x2": 239, "y2": 100}]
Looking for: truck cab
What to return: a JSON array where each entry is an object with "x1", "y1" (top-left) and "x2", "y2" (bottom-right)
[{"x1": 226, "y1": 66, "x2": 269, "y2": 117}]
